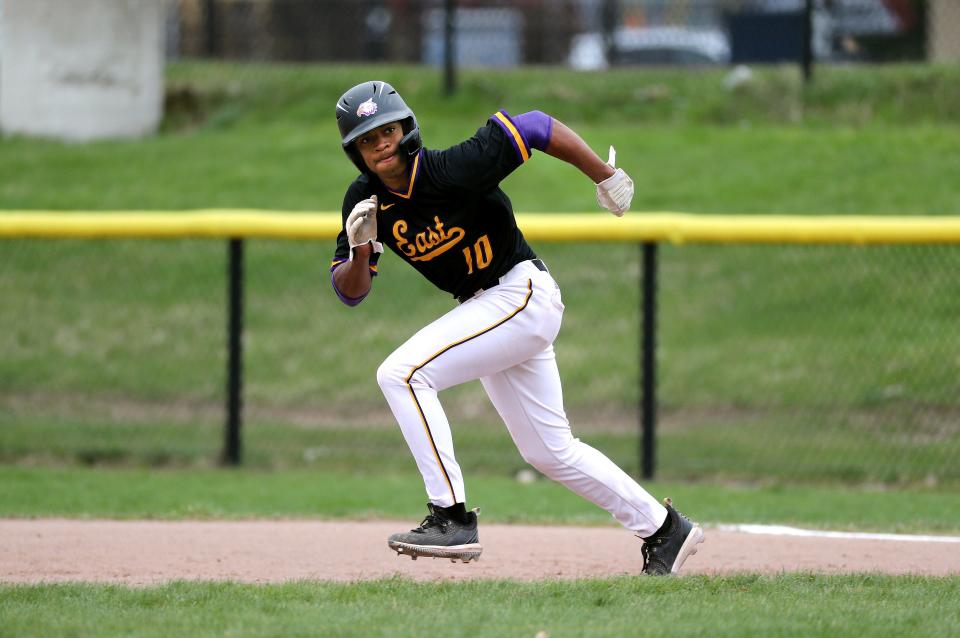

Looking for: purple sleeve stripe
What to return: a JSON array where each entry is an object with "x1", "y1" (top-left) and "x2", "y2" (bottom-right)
[
  {"x1": 513, "y1": 110, "x2": 553, "y2": 152},
  {"x1": 331, "y1": 271, "x2": 367, "y2": 307},
  {"x1": 492, "y1": 111, "x2": 531, "y2": 162}
]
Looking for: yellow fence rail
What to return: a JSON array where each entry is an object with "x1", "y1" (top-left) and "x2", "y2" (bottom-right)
[{"x1": 2, "y1": 211, "x2": 960, "y2": 244}]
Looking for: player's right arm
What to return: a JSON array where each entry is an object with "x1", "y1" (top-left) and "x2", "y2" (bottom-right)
[
  {"x1": 332, "y1": 243, "x2": 373, "y2": 303},
  {"x1": 330, "y1": 182, "x2": 381, "y2": 306}
]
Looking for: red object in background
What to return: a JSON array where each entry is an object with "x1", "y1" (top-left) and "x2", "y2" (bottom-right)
[{"x1": 883, "y1": 0, "x2": 919, "y2": 30}]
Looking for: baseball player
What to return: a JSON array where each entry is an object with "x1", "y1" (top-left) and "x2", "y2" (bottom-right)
[{"x1": 331, "y1": 80, "x2": 703, "y2": 575}]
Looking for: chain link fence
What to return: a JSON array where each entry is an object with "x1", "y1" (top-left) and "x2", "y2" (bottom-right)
[
  {"x1": 654, "y1": 242, "x2": 960, "y2": 486},
  {"x1": 1, "y1": 237, "x2": 957, "y2": 486},
  {"x1": 168, "y1": 0, "x2": 942, "y2": 68}
]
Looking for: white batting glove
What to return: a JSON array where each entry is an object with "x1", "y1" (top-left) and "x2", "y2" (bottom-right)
[
  {"x1": 595, "y1": 146, "x2": 634, "y2": 217},
  {"x1": 345, "y1": 195, "x2": 383, "y2": 259}
]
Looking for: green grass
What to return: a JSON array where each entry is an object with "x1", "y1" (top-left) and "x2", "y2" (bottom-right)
[
  {"x1": 2, "y1": 575, "x2": 959, "y2": 638},
  {"x1": 2, "y1": 241, "x2": 957, "y2": 485},
  {"x1": 158, "y1": 62, "x2": 960, "y2": 129},
  {"x1": 4, "y1": 241, "x2": 957, "y2": 408},
  {"x1": 2, "y1": 62, "x2": 959, "y2": 485},
  {"x1": 2, "y1": 410, "x2": 958, "y2": 487},
  {"x1": 2, "y1": 64, "x2": 960, "y2": 212},
  {"x1": 2, "y1": 466, "x2": 958, "y2": 534},
  {"x1": 3, "y1": 121, "x2": 959, "y2": 214}
]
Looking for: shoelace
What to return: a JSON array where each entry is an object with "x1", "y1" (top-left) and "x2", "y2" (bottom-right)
[
  {"x1": 413, "y1": 514, "x2": 449, "y2": 533},
  {"x1": 640, "y1": 536, "x2": 665, "y2": 571}
]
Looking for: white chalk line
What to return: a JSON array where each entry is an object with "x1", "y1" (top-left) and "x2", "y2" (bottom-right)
[{"x1": 715, "y1": 524, "x2": 960, "y2": 544}]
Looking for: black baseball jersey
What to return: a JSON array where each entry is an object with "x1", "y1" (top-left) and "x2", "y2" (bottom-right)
[{"x1": 331, "y1": 111, "x2": 538, "y2": 301}]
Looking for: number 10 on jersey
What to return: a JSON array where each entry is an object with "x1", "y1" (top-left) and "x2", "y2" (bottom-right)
[{"x1": 463, "y1": 235, "x2": 493, "y2": 275}]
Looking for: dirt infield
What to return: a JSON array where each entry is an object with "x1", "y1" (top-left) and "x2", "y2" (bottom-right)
[{"x1": 2, "y1": 519, "x2": 957, "y2": 585}]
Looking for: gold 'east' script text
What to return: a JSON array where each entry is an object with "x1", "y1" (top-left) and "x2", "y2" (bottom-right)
[{"x1": 393, "y1": 216, "x2": 466, "y2": 262}]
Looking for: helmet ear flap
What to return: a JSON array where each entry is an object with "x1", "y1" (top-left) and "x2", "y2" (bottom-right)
[{"x1": 399, "y1": 122, "x2": 422, "y2": 158}]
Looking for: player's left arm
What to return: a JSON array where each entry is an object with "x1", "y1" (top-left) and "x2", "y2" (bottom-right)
[
  {"x1": 539, "y1": 118, "x2": 614, "y2": 183},
  {"x1": 536, "y1": 116, "x2": 634, "y2": 216},
  {"x1": 510, "y1": 110, "x2": 633, "y2": 215},
  {"x1": 439, "y1": 110, "x2": 632, "y2": 215}
]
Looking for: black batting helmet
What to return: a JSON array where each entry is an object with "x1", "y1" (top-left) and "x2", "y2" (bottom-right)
[{"x1": 336, "y1": 80, "x2": 421, "y2": 174}]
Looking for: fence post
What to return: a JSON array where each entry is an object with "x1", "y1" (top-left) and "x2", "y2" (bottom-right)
[
  {"x1": 640, "y1": 242, "x2": 658, "y2": 480},
  {"x1": 224, "y1": 238, "x2": 244, "y2": 466},
  {"x1": 204, "y1": 0, "x2": 218, "y2": 58},
  {"x1": 601, "y1": 0, "x2": 620, "y2": 66},
  {"x1": 801, "y1": 0, "x2": 814, "y2": 83},
  {"x1": 443, "y1": 0, "x2": 457, "y2": 95}
]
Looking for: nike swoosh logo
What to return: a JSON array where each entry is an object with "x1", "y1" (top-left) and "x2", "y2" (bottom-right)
[{"x1": 380, "y1": 203, "x2": 395, "y2": 210}]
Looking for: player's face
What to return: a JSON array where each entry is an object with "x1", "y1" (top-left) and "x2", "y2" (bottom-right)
[{"x1": 355, "y1": 122, "x2": 408, "y2": 181}]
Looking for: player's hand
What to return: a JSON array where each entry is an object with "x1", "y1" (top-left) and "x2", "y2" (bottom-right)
[
  {"x1": 346, "y1": 195, "x2": 383, "y2": 258},
  {"x1": 595, "y1": 146, "x2": 634, "y2": 217}
]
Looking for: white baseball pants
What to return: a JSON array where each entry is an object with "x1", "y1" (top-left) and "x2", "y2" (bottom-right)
[{"x1": 376, "y1": 259, "x2": 668, "y2": 536}]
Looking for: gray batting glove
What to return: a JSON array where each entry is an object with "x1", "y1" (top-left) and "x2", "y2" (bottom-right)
[
  {"x1": 595, "y1": 146, "x2": 634, "y2": 217},
  {"x1": 346, "y1": 195, "x2": 383, "y2": 259},
  {"x1": 596, "y1": 168, "x2": 634, "y2": 217}
]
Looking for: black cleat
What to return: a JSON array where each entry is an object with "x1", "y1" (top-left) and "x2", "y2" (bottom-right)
[
  {"x1": 388, "y1": 503, "x2": 482, "y2": 563},
  {"x1": 641, "y1": 498, "x2": 704, "y2": 575}
]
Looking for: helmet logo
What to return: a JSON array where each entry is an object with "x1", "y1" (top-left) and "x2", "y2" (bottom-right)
[{"x1": 357, "y1": 99, "x2": 378, "y2": 117}]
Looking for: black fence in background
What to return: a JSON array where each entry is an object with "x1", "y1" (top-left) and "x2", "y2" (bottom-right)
[
  {"x1": 4, "y1": 237, "x2": 959, "y2": 486},
  {"x1": 169, "y1": 0, "x2": 934, "y2": 77},
  {"x1": 220, "y1": 238, "x2": 662, "y2": 476}
]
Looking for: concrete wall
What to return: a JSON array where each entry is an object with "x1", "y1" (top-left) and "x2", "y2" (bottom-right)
[
  {"x1": 0, "y1": 0, "x2": 166, "y2": 141},
  {"x1": 929, "y1": 0, "x2": 960, "y2": 62}
]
